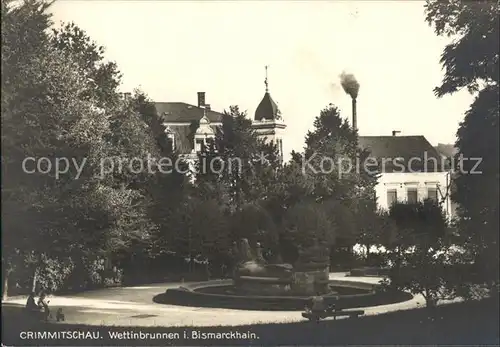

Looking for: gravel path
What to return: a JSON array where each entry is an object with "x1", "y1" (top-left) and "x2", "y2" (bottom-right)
[{"x1": 4, "y1": 273, "x2": 425, "y2": 327}]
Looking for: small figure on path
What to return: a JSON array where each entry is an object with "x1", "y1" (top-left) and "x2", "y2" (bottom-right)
[
  {"x1": 25, "y1": 292, "x2": 38, "y2": 311},
  {"x1": 255, "y1": 242, "x2": 265, "y2": 263},
  {"x1": 309, "y1": 292, "x2": 326, "y2": 315},
  {"x1": 56, "y1": 308, "x2": 65, "y2": 322},
  {"x1": 37, "y1": 291, "x2": 51, "y2": 321}
]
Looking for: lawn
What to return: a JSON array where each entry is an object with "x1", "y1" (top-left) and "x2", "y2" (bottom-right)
[{"x1": 2, "y1": 298, "x2": 498, "y2": 346}]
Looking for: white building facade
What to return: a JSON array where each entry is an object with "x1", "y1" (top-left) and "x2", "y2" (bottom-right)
[
  {"x1": 359, "y1": 135, "x2": 456, "y2": 220},
  {"x1": 375, "y1": 171, "x2": 455, "y2": 219}
]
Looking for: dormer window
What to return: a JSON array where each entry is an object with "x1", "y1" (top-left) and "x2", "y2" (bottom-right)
[
  {"x1": 167, "y1": 133, "x2": 175, "y2": 151},
  {"x1": 194, "y1": 115, "x2": 215, "y2": 153},
  {"x1": 164, "y1": 125, "x2": 175, "y2": 151}
]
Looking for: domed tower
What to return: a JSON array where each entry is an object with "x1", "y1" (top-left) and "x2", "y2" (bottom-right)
[{"x1": 252, "y1": 66, "x2": 287, "y2": 162}]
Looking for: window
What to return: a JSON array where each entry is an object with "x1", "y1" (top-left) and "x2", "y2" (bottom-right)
[
  {"x1": 387, "y1": 189, "x2": 397, "y2": 206},
  {"x1": 193, "y1": 116, "x2": 215, "y2": 153},
  {"x1": 407, "y1": 188, "x2": 418, "y2": 204},
  {"x1": 278, "y1": 139, "x2": 283, "y2": 161},
  {"x1": 195, "y1": 139, "x2": 204, "y2": 152},
  {"x1": 164, "y1": 125, "x2": 175, "y2": 151},
  {"x1": 427, "y1": 187, "x2": 438, "y2": 203},
  {"x1": 166, "y1": 133, "x2": 175, "y2": 151}
]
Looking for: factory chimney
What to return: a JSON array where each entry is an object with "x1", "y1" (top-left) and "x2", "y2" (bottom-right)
[
  {"x1": 197, "y1": 92, "x2": 206, "y2": 108},
  {"x1": 339, "y1": 72, "x2": 360, "y2": 132},
  {"x1": 352, "y1": 98, "x2": 357, "y2": 132}
]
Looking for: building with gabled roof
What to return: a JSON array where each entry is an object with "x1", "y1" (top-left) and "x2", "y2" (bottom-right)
[
  {"x1": 156, "y1": 93, "x2": 224, "y2": 155},
  {"x1": 358, "y1": 135, "x2": 445, "y2": 172},
  {"x1": 154, "y1": 68, "x2": 286, "y2": 165},
  {"x1": 358, "y1": 133, "x2": 456, "y2": 219}
]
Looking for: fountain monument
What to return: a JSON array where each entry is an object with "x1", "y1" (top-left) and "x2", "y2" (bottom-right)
[{"x1": 233, "y1": 238, "x2": 330, "y2": 296}]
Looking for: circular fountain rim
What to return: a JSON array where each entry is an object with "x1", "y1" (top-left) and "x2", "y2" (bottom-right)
[
  {"x1": 155, "y1": 278, "x2": 414, "y2": 311},
  {"x1": 180, "y1": 279, "x2": 376, "y2": 300}
]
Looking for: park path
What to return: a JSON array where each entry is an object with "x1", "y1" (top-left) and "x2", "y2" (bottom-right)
[{"x1": 3, "y1": 273, "x2": 424, "y2": 327}]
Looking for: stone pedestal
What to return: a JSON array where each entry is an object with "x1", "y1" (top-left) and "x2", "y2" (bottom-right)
[
  {"x1": 292, "y1": 239, "x2": 330, "y2": 295},
  {"x1": 231, "y1": 237, "x2": 332, "y2": 297},
  {"x1": 233, "y1": 259, "x2": 294, "y2": 296},
  {"x1": 291, "y1": 266, "x2": 330, "y2": 295}
]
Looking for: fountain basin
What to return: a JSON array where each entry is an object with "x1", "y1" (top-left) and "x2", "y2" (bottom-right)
[
  {"x1": 235, "y1": 276, "x2": 293, "y2": 295},
  {"x1": 236, "y1": 276, "x2": 291, "y2": 283},
  {"x1": 155, "y1": 279, "x2": 413, "y2": 311}
]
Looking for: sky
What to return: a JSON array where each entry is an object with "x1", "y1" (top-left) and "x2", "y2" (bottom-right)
[{"x1": 50, "y1": 0, "x2": 474, "y2": 160}]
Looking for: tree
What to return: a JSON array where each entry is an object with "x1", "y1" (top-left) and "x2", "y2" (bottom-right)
[
  {"x1": 168, "y1": 196, "x2": 231, "y2": 276},
  {"x1": 300, "y1": 105, "x2": 378, "y2": 248},
  {"x1": 196, "y1": 106, "x2": 281, "y2": 211},
  {"x1": 231, "y1": 201, "x2": 279, "y2": 257},
  {"x1": 281, "y1": 201, "x2": 334, "y2": 264},
  {"x1": 1, "y1": 0, "x2": 112, "y2": 296},
  {"x1": 188, "y1": 105, "x2": 297, "y2": 267},
  {"x1": 424, "y1": 0, "x2": 498, "y2": 97},
  {"x1": 48, "y1": 19, "x2": 165, "y2": 287},
  {"x1": 47, "y1": 26, "x2": 160, "y2": 288},
  {"x1": 192, "y1": 106, "x2": 282, "y2": 247},
  {"x1": 135, "y1": 92, "x2": 191, "y2": 267},
  {"x1": 51, "y1": 21, "x2": 122, "y2": 108},
  {"x1": 425, "y1": 0, "x2": 499, "y2": 295},
  {"x1": 383, "y1": 200, "x2": 454, "y2": 310},
  {"x1": 355, "y1": 206, "x2": 392, "y2": 262},
  {"x1": 1, "y1": 0, "x2": 162, "y2": 296}
]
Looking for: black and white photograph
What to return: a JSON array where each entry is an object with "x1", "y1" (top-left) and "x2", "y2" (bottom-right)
[{"x1": 1, "y1": 0, "x2": 499, "y2": 346}]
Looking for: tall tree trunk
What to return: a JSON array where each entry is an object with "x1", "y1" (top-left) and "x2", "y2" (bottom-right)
[
  {"x1": 2, "y1": 269, "x2": 11, "y2": 301},
  {"x1": 31, "y1": 267, "x2": 38, "y2": 293}
]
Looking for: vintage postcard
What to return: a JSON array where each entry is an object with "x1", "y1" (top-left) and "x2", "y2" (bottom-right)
[{"x1": 2, "y1": 0, "x2": 498, "y2": 346}]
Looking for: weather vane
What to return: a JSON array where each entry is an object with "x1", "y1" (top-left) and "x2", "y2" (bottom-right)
[{"x1": 264, "y1": 65, "x2": 269, "y2": 92}]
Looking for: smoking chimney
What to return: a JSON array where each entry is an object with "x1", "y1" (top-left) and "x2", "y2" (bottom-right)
[
  {"x1": 352, "y1": 98, "x2": 357, "y2": 132},
  {"x1": 197, "y1": 92, "x2": 206, "y2": 108},
  {"x1": 339, "y1": 72, "x2": 360, "y2": 132}
]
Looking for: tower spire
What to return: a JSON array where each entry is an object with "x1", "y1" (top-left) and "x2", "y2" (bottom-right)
[{"x1": 264, "y1": 65, "x2": 269, "y2": 92}]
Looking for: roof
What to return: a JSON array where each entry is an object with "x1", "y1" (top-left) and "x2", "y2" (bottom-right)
[
  {"x1": 254, "y1": 92, "x2": 280, "y2": 121},
  {"x1": 358, "y1": 135, "x2": 446, "y2": 172},
  {"x1": 155, "y1": 102, "x2": 224, "y2": 123}
]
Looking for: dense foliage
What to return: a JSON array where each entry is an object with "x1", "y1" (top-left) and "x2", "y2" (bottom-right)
[
  {"x1": 425, "y1": 0, "x2": 499, "y2": 296},
  {"x1": 2, "y1": 0, "x2": 160, "y2": 296},
  {"x1": 383, "y1": 201, "x2": 453, "y2": 308}
]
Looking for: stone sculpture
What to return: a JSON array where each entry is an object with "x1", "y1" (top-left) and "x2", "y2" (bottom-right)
[
  {"x1": 233, "y1": 239, "x2": 292, "y2": 279},
  {"x1": 232, "y1": 237, "x2": 330, "y2": 296}
]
